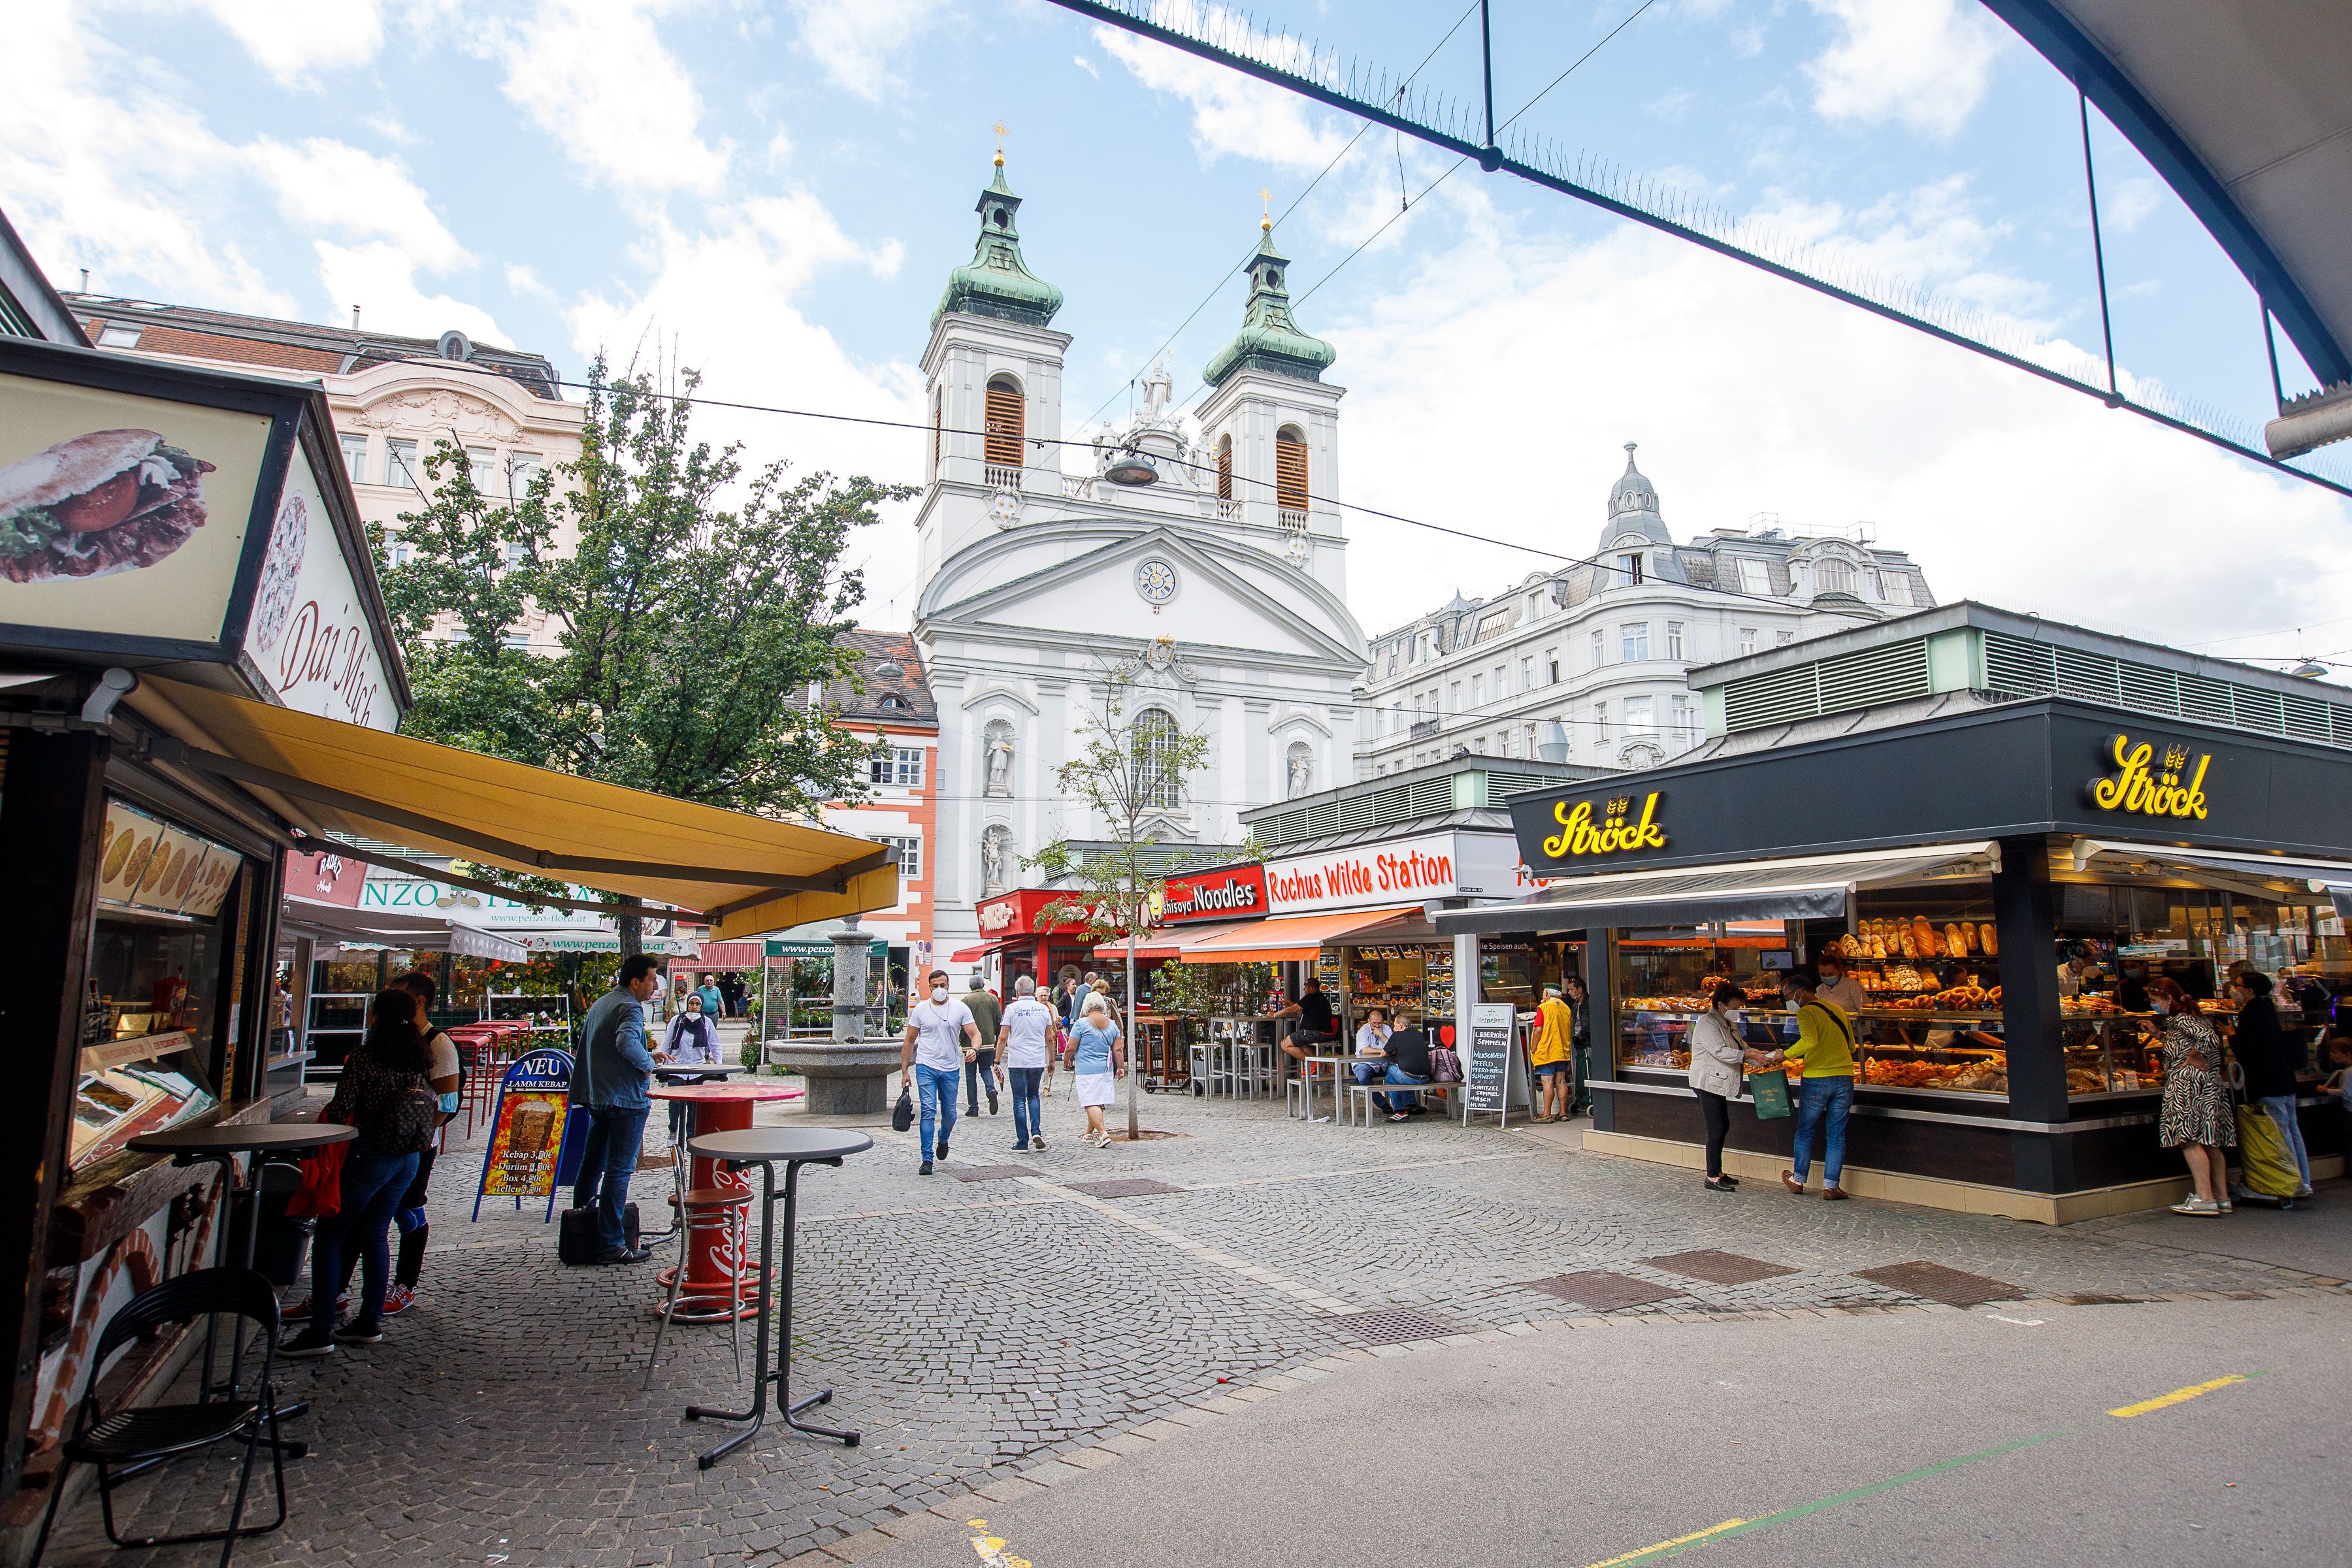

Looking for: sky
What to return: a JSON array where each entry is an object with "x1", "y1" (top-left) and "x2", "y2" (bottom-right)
[{"x1": 9, "y1": 0, "x2": 2351, "y2": 677}]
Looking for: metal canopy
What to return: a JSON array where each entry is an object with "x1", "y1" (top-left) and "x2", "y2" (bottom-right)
[
  {"x1": 1433, "y1": 843, "x2": 1999, "y2": 937},
  {"x1": 1982, "y1": 0, "x2": 2352, "y2": 387}
]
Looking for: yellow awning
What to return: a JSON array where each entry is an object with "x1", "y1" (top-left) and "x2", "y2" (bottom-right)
[{"x1": 133, "y1": 678, "x2": 896, "y2": 941}]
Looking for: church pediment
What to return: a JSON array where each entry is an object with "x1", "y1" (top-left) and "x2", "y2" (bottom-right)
[{"x1": 919, "y1": 522, "x2": 1365, "y2": 666}]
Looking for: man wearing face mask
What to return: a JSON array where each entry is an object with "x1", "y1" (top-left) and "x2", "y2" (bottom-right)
[{"x1": 901, "y1": 968, "x2": 981, "y2": 1175}]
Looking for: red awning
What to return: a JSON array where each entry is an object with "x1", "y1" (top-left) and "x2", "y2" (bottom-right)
[
  {"x1": 949, "y1": 935, "x2": 1032, "y2": 964},
  {"x1": 1173, "y1": 906, "x2": 1426, "y2": 962},
  {"x1": 695, "y1": 941, "x2": 764, "y2": 968}
]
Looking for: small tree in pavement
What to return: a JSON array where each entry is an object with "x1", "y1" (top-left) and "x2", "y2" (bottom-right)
[{"x1": 1029, "y1": 676, "x2": 1211, "y2": 1142}]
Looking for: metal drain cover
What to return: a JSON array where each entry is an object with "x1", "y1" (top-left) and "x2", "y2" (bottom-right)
[
  {"x1": 949, "y1": 1166, "x2": 1038, "y2": 1182},
  {"x1": 1523, "y1": 1271, "x2": 1684, "y2": 1311},
  {"x1": 1644, "y1": 1249, "x2": 1799, "y2": 1286},
  {"x1": 1338, "y1": 1307, "x2": 1458, "y2": 1346},
  {"x1": 1067, "y1": 1177, "x2": 1185, "y2": 1198},
  {"x1": 1853, "y1": 1261, "x2": 2021, "y2": 1307}
]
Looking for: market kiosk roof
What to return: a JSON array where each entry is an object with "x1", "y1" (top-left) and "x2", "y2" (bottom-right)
[
  {"x1": 1175, "y1": 906, "x2": 1427, "y2": 962},
  {"x1": 130, "y1": 676, "x2": 897, "y2": 941},
  {"x1": 278, "y1": 896, "x2": 529, "y2": 962},
  {"x1": 1433, "y1": 843, "x2": 1998, "y2": 936}
]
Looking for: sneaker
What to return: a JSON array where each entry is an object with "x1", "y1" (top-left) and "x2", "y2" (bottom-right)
[
  {"x1": 1032, "y1": 1136, "x2": 1045, "y2": 1152},
  {"x1": 381, "y1": 1284, "x2": 416, "y2": 1317},
  {"x1": 919, "y1": 1160, "x2": 934, "y2": 1176},
  {"x1": 598, "y1": 1246, "x2": 653, "y2": 1265},
  {"x1": 280, "y1": 1328, "x2": 338, "y2": 1359},
  {"x1": 2294, "y1": 1183, "x2": 2314, "y2": 1199},
  {"x1": 331, "y1": 1319, "x2": 384, "y2": 1345},
  {"x1": 2170, "y1": 1197, "x2": 2221, "y2": 1216},
  {"x1": 1387, "y1": 1112, "x2": 1411, "y2": 1123},
  {"x1": 286, "y1": 1293, "x2": 349, "y2": 1319}
]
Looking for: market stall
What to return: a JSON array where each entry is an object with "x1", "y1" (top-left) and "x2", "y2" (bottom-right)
[{"x1": 1446, "y1": 673, "x2": 2352, "y2": 1222}]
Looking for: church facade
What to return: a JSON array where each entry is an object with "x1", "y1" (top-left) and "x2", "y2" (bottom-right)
[{"x1": 913, "y1": 155, "x2": 1369, "y2": 958}]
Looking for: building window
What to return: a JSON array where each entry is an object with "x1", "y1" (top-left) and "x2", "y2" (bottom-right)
[
  {"x1": 500, "y1": 629, "x2": 531, "y2": 652},
  {"x1": 1472, "y1": 736, "x2": 1488, "y2": 755},
  {"x1": 463, "y1": 445, "x2": 495, "y2": 483},
  {"x1": 1625, "y1": 696, "x2": 1656, "y2": 735},
  {"x1": 1275, "y1": 425, "x2": 1309, "y2": 519},
  {"x1": 502, "y1": 541, "x2": 531, "y2": 569},
  {"x1": 385, "y1": 438, "x2": 421, "y2": 490},
  {"x1": 1524, "y1": 723, "x2": 1538, "y2": 755},
  {"x1": 1519, "y1": 655, "x2": 1533, "y2": 692},
  {"x1": 1665, "y1": 621, "x2": 1685, "y2": 659},
  {"x1": 1737, "y1": 627, "x2": 1757, "y2": 656},
  {"x1": 1595, "y1": 701, "x2": 1610, "y2": 742},
  {"x1": 1776, "y1": 629, "x2": 1795, "y2": 645},
  {"x1": 1882, "y1": 571, "x2": 1914, "y2": 606},
  {"x1": 1618, "y1": 552, "x2": 1644, "y2": 587},
  {"x1": 1671, "y1": 695, "x2": 1695, "y2": 745},
  {"x1": 95, "y1": 323, "x2": 142, "y2": 348},
  {"x1": 1132, "y1": 706, "x2": 1182, "y2": 809},
  {"x1": 338, "y1": 432, "x2": 370, "y2": 485},
  {"x1": 871, "y1": 746, "x2": 926, "y2": 787},
  {"x1": 932, "y1": 388, "x2": 943, "y2": 476},
  {"x1": 1526, "y1": 592, "x2": 1544, "y2": 621},
  {"x1": 984, "y1": 374, "x2": 1024, "y2": 476},
  {"x1": 1545, "y1": 649, "x2": 1560, "y2": 683},
  {"x1": 1814, "y1": 559, "x2": 1855, "y2": 595},
  {"x1": 878, "y1": 834, "x2": 922, "y2": 881},
  {"x1": 387, "y1": 538, "x2": 417, "y2": 568},
  {"x1": 1621, "y1": 622, "x2": 1650, "y2": 661},
  {"x1": 1471, "y1": 675, "x2": 1484, "y2": 706},
  {"x1": 506, "y1": 451, "x2": 543, "y2": 500},
  {"x1": 1448, "y1": 681, "x2": 1462, "y2": 712},
  {"x1": 1386, "y1": 647, "x2": 1398, "y2": 675},
  {"x1": 1217, "y1": 433, "x2": 1233, "y2": 501},
  {"x1": 1590, "y1": 629, "x2": 1605, "y2": 668},
  {"x1": 1737, "y1": 558, "x2": 1769, "y2": 594}
]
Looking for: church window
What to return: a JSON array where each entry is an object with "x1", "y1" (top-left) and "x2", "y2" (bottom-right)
[
  {"x1": 1217, "y1": 434, "x2": 1233, "y2": 500},
  {"x1": 1275, "y1": 426, "x2": 1308, "y2": 519},
  {"x1": 1131, "y1": 706, "x2": 1183, "y2": 810},
  {"x1": 932, "y1": 388, "x2": 943, "y2": 476},
  {"x1": 1815, "y1": 559, "x2": 1855, "y2": 595},
  {"x1": 984, "y1": 375, "x2": 1024, "y2": 476}
]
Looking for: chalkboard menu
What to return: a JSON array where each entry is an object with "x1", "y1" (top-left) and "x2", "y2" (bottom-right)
[{"x1": 1464, "y1": 1002, "x2": 1518, "y2": 1117}]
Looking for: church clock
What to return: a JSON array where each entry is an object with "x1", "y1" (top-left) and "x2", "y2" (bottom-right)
[{"x1": 1134, "y1": 557, "x2": 1179, "y2": 606}]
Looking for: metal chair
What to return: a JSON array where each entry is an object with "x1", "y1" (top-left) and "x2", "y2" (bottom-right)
[
  {"x1": 644, "y1": 1187, "x2": 751, "y2": 1389},
  {"x1": 32, "y1": 1267, "x2": 289, "y2": 1568}
]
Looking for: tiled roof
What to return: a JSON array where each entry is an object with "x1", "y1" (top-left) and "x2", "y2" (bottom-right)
[{"x1": 828, "y1": 630, "x2": 936, "y2": 725}]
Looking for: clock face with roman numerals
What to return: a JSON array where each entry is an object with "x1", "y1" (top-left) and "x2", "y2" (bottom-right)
[{"x1": 1134, "y1": 558, "x2": 1179, "y2": 605}]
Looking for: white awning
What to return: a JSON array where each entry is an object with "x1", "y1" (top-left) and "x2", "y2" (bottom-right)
[
  {"x1": 2080, "y1": 841, "x2": 2352, "y2": 904},
  {"x1": 1431, "y1": 842, "x2": 2000, "y2": 937},
  {"x1": 279, "y1": 898, "x2": 530, "y2": 962}
]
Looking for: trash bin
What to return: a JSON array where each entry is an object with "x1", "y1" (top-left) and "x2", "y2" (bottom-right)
[{"x1": 230, "y1": 1162, "x2": 314, "y2": 1288}]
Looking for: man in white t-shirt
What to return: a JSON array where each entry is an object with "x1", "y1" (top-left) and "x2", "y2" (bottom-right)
[
  {"x1": 999, "y1": 975, "x2": 1057, "y2": 1154},
  {"x1": 900, "y1": 967, "x2": 981, "y2": 1175}
]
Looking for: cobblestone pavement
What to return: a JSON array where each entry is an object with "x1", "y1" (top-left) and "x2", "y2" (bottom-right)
[{"x1": 39, "y1": 1083, "x2": 2345, "y2": 1567}]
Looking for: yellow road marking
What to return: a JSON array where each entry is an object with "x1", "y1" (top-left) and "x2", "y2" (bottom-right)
[
  {"x1": 2108, "y1": 1375, "x2": 2247, "y2": 1418},
  {"x1": 1584, "y1": 1520, "x2": 1747, "y2": 1567},
  {"x1": 966, "y1": 1518, "x2": 1032, "y2": 1568}
]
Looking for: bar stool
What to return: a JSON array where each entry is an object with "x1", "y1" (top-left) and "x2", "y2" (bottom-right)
[{"x1": 644, "y1": 1186, "x2": 750, "y2": 1389}]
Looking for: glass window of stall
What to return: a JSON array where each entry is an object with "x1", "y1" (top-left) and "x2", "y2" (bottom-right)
[
  {"x1": 1344, "y1": 944, "x2": 1456, "y2": 1024},
  {"x1": 1612, "y1": 927, "x2": 1793, "y2": 1077},
  {"x1": 1831, "y1": 885, "x2": 2011, "y2": 1097},
  {"x1": 1478, "y1": 939, "x2": 1583, "y2": 1009}
]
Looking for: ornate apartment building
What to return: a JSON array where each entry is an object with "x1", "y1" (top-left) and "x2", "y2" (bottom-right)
[{"x1": 1356, "y1": 448, "x2": 1937, "y2": 776}]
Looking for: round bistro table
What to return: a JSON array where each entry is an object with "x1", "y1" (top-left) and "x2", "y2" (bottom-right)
[
  {"x1": 646, "y1": 1081, "x2": 803, "y2": 1318},
  {"x1": 681, "y1": 1126, "x2": 872, "y2": 1468}
]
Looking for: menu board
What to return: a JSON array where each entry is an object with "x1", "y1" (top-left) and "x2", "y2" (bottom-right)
[
  {"x1": 1464, "y1": 1002, "x2": 1520, "y2": 1117},
  {"x1": 474, "y1": 1048, "x2": 576, "y2": 1218},
  {"x1": 96, "y1": 797, "x2": 241, "y2": 917}
]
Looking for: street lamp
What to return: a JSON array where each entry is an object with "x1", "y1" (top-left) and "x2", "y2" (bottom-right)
[{"x1": 1103, "y1": 447, "x2": 1158, "y2": 486}]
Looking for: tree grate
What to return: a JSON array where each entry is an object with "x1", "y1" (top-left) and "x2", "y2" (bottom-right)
[
  {"x1": 1644, "y1": 1250, "x2": 1799, "y2": 1286},
  {"x1": 1066, "y1": 1178, "x2": 1185, "y2": 1198},
  {"x1": 949, "y1": 1166, "x2": 1039, "y2": 1183},
  {"x1": 1522, "y1": 1271, "x2": 1684, "y2": 1311},
  {"x1": 1852, "y1": 1261, "x2": 2022, "y2": 1307},
  {"x1": 1337, "y1": 1307, "x2": 1459, "y2": 1346}
]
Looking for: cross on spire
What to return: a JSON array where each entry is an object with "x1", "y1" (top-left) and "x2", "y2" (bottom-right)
[
  {"x1": 992, "y1": 120, "x2": 1007, "y2": 167},
  {"x1": 1260, "y1": 186, "x2": 1273, "y2": 231}
]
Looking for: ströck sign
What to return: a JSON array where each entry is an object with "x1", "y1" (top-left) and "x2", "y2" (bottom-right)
[{"x1": 2085, "y1": 734, "x2": 2210, "y2": 821}]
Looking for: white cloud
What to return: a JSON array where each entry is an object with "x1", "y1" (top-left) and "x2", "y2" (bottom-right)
[
  {"x1": 2104, "y1": 176, "x2": 2163, "y2": 235},
  {"x1": 315, "y1": 240, "x2": 506, "y2": 344},
  {"x1": 482, "y1": 0, "x2": 731, "y2": 194},
  {"x1": 1073, "y1": 53, "x2": 1100, "y2": 78},
  {"x1": 506, "y1": 262, "x2": 559, "y2": 302},
  {"x1": 1094, "y1": 2, "x2": 1350, "y2": 171},
  {"x1": 185, "y1": 0, "x2": 384, "y2": 84},
  {"x1": 785, "y1": 0, "x2": 953, "y2": 101},
  {"x1": 246, "y1": 137, "x2": 469, "y2": 270},
  {"x1": 1801, "y1": 0, "x2": 2007, "y2": 139},
  {"x1": 1326, "y1": 221, "x2": 2351, "y2": 646}
]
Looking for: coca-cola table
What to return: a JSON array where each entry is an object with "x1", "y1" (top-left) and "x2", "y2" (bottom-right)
[{"x1": 647, "y1": 1081, "x2": 803, "y2": 1320}]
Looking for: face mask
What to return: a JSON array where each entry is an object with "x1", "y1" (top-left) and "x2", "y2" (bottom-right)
[
  {"x1": 1724, "y1": 1009, "x2": 1742, "y2": 1026},
  {"x1": 931, "y1": 987, "x2": 948, "y2": 1004}
]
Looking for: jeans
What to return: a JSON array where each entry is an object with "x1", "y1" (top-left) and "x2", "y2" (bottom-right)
[
  {"x1": 1008, "y1": 1066, "x2": 1045, "y2": 1145},
  {"x1": 966, "y1": 1049, "x2": 999, "y2": 1113},
  {"x1": 310, "y1": 1149, "x2": 418, "y2": 1334},
  {"x1": 1791, "y1": 1075, "x2": 1854, "y2": 1188},
  {"x1": 572, "y1": 1105, "x2": 649, "y2": 1255},
  {"x1": 914, "y1": 1063, "x2": 961, "y2": 1160},
  {"x1": 334, "y1": 1145, "x2": 436, "y2": 1298},
  {"x1": 1695, "y1": 1088, "x2": 1731, "y2": 1179},
  {"x1": 1383, "y1": 1062, "x2": 1431, "y2": 1115},
  {"x1": 2259, "y1": 1095, "x2": 2313, "y2": 1187},
  {"x1": 1352, "y1": 1059, "x2": 1384, "y2": 1108}
]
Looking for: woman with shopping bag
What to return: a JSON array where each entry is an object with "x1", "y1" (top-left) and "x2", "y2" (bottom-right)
[{"x1": 1687, "y1": 985, "x2": 1779, "y2": 1194}]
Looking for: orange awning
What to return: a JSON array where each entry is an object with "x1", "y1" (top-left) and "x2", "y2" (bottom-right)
[{"x1": 1173, "y1": 906, "x2": 1426, "y2": 962}]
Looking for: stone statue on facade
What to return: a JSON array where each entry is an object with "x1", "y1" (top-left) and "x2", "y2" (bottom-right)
[
  {"x1": 984, "y1": 724, "x2": 1014, "y2": 797},
  {"x1": 981, "y1": 826, "x2": 1012, "y2": 898}
]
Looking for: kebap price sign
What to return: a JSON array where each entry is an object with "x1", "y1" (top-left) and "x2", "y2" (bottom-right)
[{"x1": 473, "y1": 1047, "x2": 575, "y2": 1219}]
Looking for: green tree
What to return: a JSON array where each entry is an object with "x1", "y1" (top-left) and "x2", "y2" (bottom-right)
[
  {"x1": 1030, "y1": 674, "x2": 1212, "y2": 1141},
  {"x1": 372, "y1": 359, "x2": 908, "y2": 948}
]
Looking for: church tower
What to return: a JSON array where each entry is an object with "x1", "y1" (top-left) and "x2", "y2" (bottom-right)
[
  {"x1": 1194, "y1": 210, "x2": 1345, "y2": 599},
  {"x1": 915, "y1": 145, "x2": 1070, "y2": 580}
]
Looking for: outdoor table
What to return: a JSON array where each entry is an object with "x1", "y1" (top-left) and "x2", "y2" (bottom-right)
[
  {"x1": 647, "y1": 1082, "x2": 803, "y2": 1318},
  {"x1": 1296, "y1": 1054, "x2": 1357, "y2": 1122},
  {"x1": 683, "y1": 1126, "x2": 870, "y2": 1468},
  {"x1": 129, "y1": 1120, "x2": 356, "y2": 1458}
]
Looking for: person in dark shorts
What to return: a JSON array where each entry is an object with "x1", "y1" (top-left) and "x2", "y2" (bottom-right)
[{"x1": 1276, "y1": 977, "x2": 1339, "y2": 1068}]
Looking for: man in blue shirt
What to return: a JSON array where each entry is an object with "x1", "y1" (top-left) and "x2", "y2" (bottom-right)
[
  {"x1": 696, "y1": 973, "x2": 725, "y2": 1021},
  {"x1": 569, "y1": 954, "x2": 668, "y2": 1263}
]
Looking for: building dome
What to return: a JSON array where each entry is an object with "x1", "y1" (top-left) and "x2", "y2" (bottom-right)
[
  {"x1": 933, "y1": 157, "x2": 1064, "y2": 330},
  {"x1": 1204, "y1": 222, "x2": 1335, "y2": 387},
  {"x1": 1599, "y1": 443, "x2": 1671, "y2": 552}
]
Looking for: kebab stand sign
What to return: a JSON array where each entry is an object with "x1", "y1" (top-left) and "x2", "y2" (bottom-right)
[
  {"x1": 0, "y1": 346, "x2": 398, "y2": 730},
  {"x1": 472, "y1": 1047, "x2": 580, "y2": 1222}
]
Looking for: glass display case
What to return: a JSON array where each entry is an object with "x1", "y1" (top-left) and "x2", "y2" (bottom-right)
[
  {"x1": 75, "y1": 911, "x2": 224, "y2": 1171},
  {"x1": 1614, "y1": 930, "x2": 1794, "y2": 1075},
  {"x1": 1477, "y1": 939, "x2": 1581, "y2": 1009},
  {"x1": 1342, "y1": 943, "x2": 1453, "y2": 1022}
]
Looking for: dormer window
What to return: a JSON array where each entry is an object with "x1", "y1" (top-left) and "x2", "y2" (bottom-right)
[
  {"x1": 1814, "y1": 559, "x2": 1855, "y2": 595},
  {"x1": 1618, "y1": 552, "x2": 1644, "y2": 587},
  {"x1": 879, "y1": 694, "x2": 911, "y2": 711}
]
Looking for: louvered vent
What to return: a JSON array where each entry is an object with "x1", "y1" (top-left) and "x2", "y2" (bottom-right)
[
  {"x1": 1484, "y1": 769, "x2": 1558, "y2": 801},
  {"x1": 1982, "y1": 632, "x2": 2057, "y2": 698},
  {"x1": 1981, "y1": 630, "x2": 2352, "y2": 747},
  {"x1": 1275, "y1": 434, "x2": 1309, "y2": 511},
  {"x1": 983, "y1": 382, "x2": 1022, "y2": 469},
  {"x1": 1406, "y1": 779, "x2": 1453, "y2": 817},
  {"x1": 1722, "y1": 640, "x2": 1929, "y2": 732}
]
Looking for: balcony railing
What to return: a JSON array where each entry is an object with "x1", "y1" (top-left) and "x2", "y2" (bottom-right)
[
  {"x1": 984, "y1": 465, "x2": 1023, "y2": 491},
  {"x1": 1277, "y1": 507, "x2": 1308, "y2": 531},
  {"x1": 1063, "y1": 474, "x2": 1093, "y2": 499},
  {"x1": 1409, "y1": 718, "x2": 1441, "y2": 740},
  {"x1": 1217, "y1": 498, "x2": 1239, "y2": 521}
]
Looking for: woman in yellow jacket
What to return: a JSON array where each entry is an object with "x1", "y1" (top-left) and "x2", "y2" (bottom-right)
[
  {"x1": 1528, "y1": 985, "x2": 1576, "y2": 1122},
  {"x1": 1757, "y1": 968, "x2": 1857, "y2": 1200}
]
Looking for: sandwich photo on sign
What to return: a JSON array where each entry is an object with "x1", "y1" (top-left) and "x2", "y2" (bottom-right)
[{"x1": 0, "y1": 429, "x2": 216, "y2": 583}]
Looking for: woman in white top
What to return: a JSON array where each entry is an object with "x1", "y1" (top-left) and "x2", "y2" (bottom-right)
[
  {"x1": 1068, "y1": 996, "x2": 1126, "y2": 1149},
  {"x1": 1688, "y1": 984, "x2": 1772, "y2": 1194},
  {"x1": 660, "y1": 992, "x2": 725, "y2": 1145}
]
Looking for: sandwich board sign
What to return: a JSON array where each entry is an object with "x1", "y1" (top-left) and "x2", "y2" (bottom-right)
[
  {"x1": 1462, "y1": 1002, "x2": 1524, "y2": 1127},
  {"x1": 472, "y1": 1047, "x2": 577, "y2": 1221}
]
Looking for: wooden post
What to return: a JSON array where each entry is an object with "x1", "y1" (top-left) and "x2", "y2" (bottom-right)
[{"x1": 0, "y1": 730, "x2": 108, "y2": 1492}]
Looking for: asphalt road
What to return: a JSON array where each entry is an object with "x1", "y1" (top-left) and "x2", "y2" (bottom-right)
[{"x1": 885, "y1": 1293, "x2": 2347, "y2": 1568}]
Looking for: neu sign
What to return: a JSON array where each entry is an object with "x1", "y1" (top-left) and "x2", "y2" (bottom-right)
[{"x1": 977, "y1": 897, "x2": 1019, "y2": 934}]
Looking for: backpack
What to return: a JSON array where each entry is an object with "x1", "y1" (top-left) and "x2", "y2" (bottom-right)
[{"x1": 371, "y1": 1080, "x2": 442, "y2": 1155}]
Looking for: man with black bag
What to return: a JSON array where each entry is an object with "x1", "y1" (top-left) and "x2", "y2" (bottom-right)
[{"x1": 565, "y1": 955, "x2": 667, "y2": 1264}]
